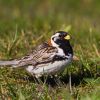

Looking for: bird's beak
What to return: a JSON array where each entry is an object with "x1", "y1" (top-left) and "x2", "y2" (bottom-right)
[{"x1": 64, "y1": 35, "x2": 71, "y2": 40}]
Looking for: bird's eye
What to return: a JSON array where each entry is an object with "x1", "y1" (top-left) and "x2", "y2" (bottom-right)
[
  {"x1": 52, "y1": 37, "x2": 55, "y2": 40},
  {"x1": 59, "y1": 35, "x2": 62, "y2": 37}
]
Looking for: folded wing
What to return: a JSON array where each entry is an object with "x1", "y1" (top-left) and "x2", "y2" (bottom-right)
[{"x1": 0, "y1": 43, "x2": 58, "y2": 68}]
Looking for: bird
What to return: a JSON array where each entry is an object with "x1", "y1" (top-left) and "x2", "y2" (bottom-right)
[{"x1": 0, "y1": 31, "x2": 73, "y2": 77}]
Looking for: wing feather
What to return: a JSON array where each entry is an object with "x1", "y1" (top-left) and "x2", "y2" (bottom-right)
[{"x1": 14, "y1": 43, "x2": 58, "y2": 67}]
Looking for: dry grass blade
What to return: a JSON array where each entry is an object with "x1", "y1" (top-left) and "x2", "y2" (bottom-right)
[
  {"x1": 73, "y1": 55, "x2": 80, "y2": 61},
  {"x1": 93, "y1": 44, "x2": 100, "y2": 57}
]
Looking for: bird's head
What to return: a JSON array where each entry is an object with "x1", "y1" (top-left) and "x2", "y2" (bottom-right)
[{"x1": 49, "y1": 31, "x2": 71, "y2": 47}]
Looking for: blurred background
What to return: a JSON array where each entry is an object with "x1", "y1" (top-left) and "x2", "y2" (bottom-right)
[
  {"x1": 0, "y1": 0, "x2": 100, "y2": 32},
  {"x1": 0, "y1": 0, "x2": 99, "y2": 58}
]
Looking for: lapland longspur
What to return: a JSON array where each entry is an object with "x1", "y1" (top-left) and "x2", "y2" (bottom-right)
[{"x1": 0, "y1": 31, "x2": 73, "y2": 77}]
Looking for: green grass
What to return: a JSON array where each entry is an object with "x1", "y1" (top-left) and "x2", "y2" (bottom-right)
[{"x1": 0, "y1": 0, "x2": 100, "y2": 100}]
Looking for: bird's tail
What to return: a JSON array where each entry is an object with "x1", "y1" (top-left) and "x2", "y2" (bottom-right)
[
  {"x1": 0, "y1": 56, "x2": 35, "y2": 68},
  {"x1": 0, "y1": 60, "x2": 20, "y2": 68}
]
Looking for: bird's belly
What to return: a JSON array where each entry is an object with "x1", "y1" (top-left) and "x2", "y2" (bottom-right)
[{"x1": 26, "y1": 58, "x2": 72, "y2": 77}]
